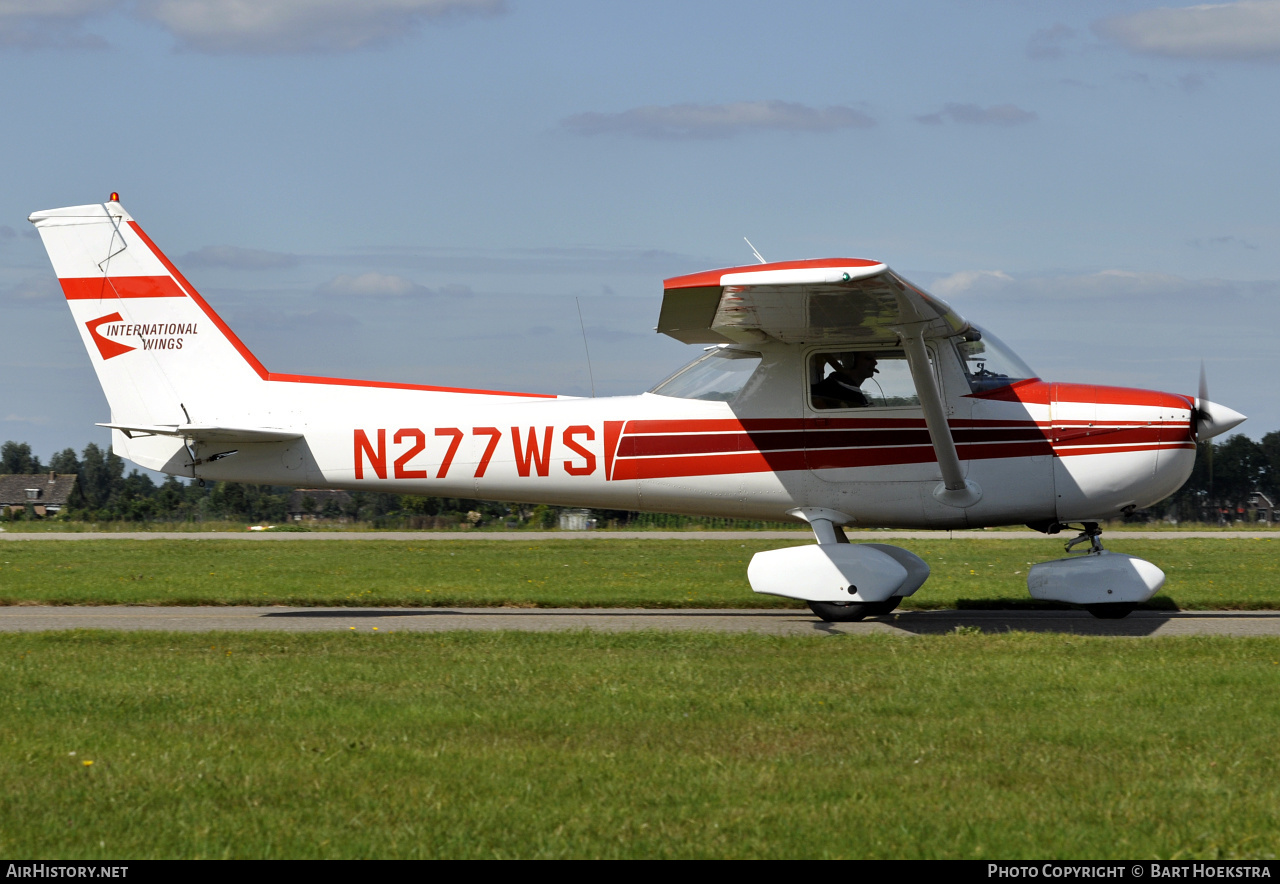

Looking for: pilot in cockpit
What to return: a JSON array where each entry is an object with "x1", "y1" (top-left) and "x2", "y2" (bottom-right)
[{"x1": 811, "y1": 351, "x2": 878, "y2": 409}]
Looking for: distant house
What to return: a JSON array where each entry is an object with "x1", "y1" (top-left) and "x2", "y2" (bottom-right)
[
  {"x1": 1247, "y1": 491, "x2": 1276, "y2": 525},
  {"x1": 0, "y1": 473, "x2": 78, "y2": 517},
  {"x1": 558, "y1": 508, "x2": 596, "y2": 531},
  {"x1": 287, "y1": 488, "x2": 353, "y2": 522}
]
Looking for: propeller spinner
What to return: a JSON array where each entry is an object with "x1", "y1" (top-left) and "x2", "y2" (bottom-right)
[{"x1": 1193, "y1": 362, "x2": 1247, "y2": 440}]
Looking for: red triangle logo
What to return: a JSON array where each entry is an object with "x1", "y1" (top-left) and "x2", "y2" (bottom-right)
[{"x1": 86, "y1": 313, "x2": 136, "y2": 360}]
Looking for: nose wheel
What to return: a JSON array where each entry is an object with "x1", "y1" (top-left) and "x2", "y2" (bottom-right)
[
  {"x1": 1084, "y1": 603, "x2": 1138, "y2": 619},
  {"x1": 1034, "y1": 521, "x2": 1146, "y2": 619}
]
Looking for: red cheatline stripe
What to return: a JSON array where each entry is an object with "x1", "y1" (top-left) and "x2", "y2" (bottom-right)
[
  {"x1": 126, "y1": 221, "x2": 556, "y2": 399},
  {"x1": 625, "y1": 418, "x2": 805, "y2": 434},
  {"x1": 809, "y1": 426, "x2": 1049, "y2": 448},
  {"x1": 804, "y1": 446, "x2": 938, "y2": 473},
  {"x1": 265, "y1": 372, "x2": 556, "y2": 398},
  {"x1": 1056, "y1": 442, "x2": 1195, "y2": 457},
  {"x1": 61, "y1": 276, "x2": 185, "y2": 300},
  {"x1": 625, "y1": 417, "x2": 1066, "y2": 436},
  {"x1": 611, "y1": 449, "x2": 809, "y2": 481},
  {"x1": 614, "y1": 421, "x2": 1193, "y2": 464},
  {"x1": 611, "y1": 436, "x2": 1189, "y2": 480},
  {"x1": 1051, "y1": 420, "x2": 1186, "y2": 426},
  {"x1": 958, "y1": 441, "x2": 1055, "y2": 459},
  {"x1": 618, "y1": 425, "x2": 1058, "y2": 458},
  {"x1": 623, "y1": 417, "x2": 1046, "y2": 435},
  {"x1": 1055, "y1": 428, "x2": 1153, "y2": 445},
  {"x1": 619, "y1": 431, "x2": 803, "y2": 457}
]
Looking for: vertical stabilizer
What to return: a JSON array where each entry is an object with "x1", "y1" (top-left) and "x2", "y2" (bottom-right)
[{"x1": 28, "y1": 198, "x2": 269, "y2": 431}]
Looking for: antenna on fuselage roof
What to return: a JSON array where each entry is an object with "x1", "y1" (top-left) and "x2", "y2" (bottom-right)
[
  {"x1": 743, "y1": 237, "x2": 767, "y2": 264},
  {"x1": 575, "y1": 297, "x2": 596, "y2": 398}
]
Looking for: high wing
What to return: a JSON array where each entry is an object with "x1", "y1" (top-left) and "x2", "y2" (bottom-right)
[
  {"x1": 657, "y1": 258, "x2": 969, "y2": 346},
  {"x1": 659, "y1": 257, "x2": 981, "y2": 506}
]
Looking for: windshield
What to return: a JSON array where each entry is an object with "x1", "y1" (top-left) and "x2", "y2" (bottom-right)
[
  {"x1": 954, "y1": 325, "x2": 1037, "y2": 393},
  {"x1": 650, "y1": 347, "x2": 763, "y2": 402}
]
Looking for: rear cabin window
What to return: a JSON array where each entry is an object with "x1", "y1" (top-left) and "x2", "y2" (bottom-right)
[{"x1": 649, "y1": 347, "x2": 763, "y2": 403}]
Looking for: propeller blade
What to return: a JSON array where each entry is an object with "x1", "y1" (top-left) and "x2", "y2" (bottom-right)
[
  {"x1": 1197, "y1": 360, "x2": 1211, "y2": 426},
  {"x1": 1192, "y1": 363, "x2": 1245, "y2": 439}
]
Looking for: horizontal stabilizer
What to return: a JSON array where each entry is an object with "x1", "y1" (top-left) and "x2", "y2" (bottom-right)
[{"x1": 97, "y1": 423, "x2": 302, "y2": 443}]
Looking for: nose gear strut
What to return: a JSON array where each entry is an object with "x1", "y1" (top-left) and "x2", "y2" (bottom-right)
[{"x1": 1063, "y1": 522, "x2": 1104, "y2": 555}]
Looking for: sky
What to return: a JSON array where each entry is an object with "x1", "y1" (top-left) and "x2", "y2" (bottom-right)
[{"x1": 2, "y1": 0, "x2": 1279, "y2": 465}]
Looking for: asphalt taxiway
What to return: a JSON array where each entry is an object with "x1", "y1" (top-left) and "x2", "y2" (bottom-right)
[
  {"x1": 2, "y1": 530, "x2": 1276, "y2": 541},
  {"x1": 2, "y1": 606, "x2": 1278, "y2": 637}
]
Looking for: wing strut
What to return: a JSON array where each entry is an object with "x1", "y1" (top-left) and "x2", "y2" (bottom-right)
[{"x1": 898, "y1": 329, "x2": 982, "y2": 508}]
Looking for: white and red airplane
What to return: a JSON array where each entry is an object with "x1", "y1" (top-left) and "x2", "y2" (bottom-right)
[{"x1": 30, "y1": 195, "x2": 1246, "y2": 620}]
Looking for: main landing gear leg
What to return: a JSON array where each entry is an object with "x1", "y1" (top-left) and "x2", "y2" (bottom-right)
[
  {"x1": 802, "y1": 518, "x2": 873, "y2": 623},
  {"x1": 754, "y1": 508, "x2": 927, "y2": 623}
]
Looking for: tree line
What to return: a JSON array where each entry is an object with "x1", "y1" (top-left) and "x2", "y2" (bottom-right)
[
  {"x1": 1159, "y1": 432, "x2": 1280, "y2": 524},
  {"x1": 0, "y1": 440, "x2": 784, "y2": 529},
  {"x1": 4, "y1": 433, "x2": 1279, "y2": 527}
]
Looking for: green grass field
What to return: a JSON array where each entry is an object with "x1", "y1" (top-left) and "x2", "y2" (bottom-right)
[
  {"x1": 1, "y1": 537, "x2": 1277, "y2": 609},
  {"x1": 4, "y1": 537, "x2": 1278, "y2": 858},
  {"x1": 2, "y1": 630, "x2": 1278, "y2": 859}
]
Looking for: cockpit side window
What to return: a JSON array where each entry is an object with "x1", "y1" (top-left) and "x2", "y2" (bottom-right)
[
  {"x1": 809, "y1": 349, "x2": 921, "y2": 410},
  {"x1": 953, "y1": 326, "x2": 1038, "y2": 394},
  {"x1": 649, "y1": 347, "x2": 763, "y2": 402}
]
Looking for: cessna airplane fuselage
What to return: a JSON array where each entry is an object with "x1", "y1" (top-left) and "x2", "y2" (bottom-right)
[{"x1": 30, "y1": 197, "x2": 1246, "y2": 620}]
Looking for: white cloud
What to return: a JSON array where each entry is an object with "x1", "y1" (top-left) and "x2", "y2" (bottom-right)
[
  {"x1": 930, "y1": 270, "x2": 1015, "y2": 297},
  {"x1": 0, "y1": 0, "x2": 113, "y2": 49},
  {"x1": 926, "y1": 267, "x2": 1275, "y2": 302},
  {"x1": 562, "y1": 101, "x2": 876, "y2": 139},
  {"x1": 137, "y1": 0, "x2": 505, "y2": 53},
  {"x1": 318, "y1": 271, "x2": 432, "y2": 299},
  {"x1": 916, "y1": 103, "x2": 1038, "y2": 126},
  {"x1": 0, "y1": 0, "x2": 504, "y2": 53},
  {"x1": 181, "y1": 244, "x2": 299, "y2": 270},
  {"x1": 1094, "y1": 1, "x2": 1280, "y2": 61}
]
